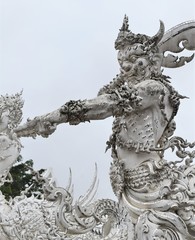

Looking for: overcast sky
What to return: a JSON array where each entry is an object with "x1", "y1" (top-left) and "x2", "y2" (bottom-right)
[{"x1": 0, "y1": 0, "x2": 195, "y2": 200}]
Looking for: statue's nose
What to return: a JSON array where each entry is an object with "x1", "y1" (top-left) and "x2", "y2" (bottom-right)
[{"x1": 122, "y1": 62, "x2": 132, "y2": 72}]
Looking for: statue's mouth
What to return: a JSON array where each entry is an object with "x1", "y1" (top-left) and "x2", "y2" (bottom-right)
[
  {"x1": 120, "y1": 66, "x2": 147, "y2": 79},
  {"x1": 120, "y1": 68, "x2": 135, "y2": 76}
]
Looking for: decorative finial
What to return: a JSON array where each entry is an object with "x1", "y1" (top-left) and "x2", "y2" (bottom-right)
[{"x1": 120, "y1": 14, "x2": 130, "y2": 32}]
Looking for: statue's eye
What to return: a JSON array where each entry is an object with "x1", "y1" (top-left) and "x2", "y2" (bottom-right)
[{"x1": 129, "y1": 56, "x2": 137, "y2": 63}]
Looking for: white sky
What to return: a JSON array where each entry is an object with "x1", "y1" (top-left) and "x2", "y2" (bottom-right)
[{"x1": 0, "y1": 0, "x2": 195, "y2": 200}]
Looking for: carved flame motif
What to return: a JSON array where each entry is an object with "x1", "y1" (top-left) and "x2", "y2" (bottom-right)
[{"x1": 158, "y1": 21, "x2": 195, "y2": 68}]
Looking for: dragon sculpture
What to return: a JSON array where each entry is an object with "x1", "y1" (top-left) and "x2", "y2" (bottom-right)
[{"x1": 0, "y1": 16, "x2": 195, "y2": 239}]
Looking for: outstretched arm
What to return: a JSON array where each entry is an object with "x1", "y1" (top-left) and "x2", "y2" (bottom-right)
[
  {"x1": 14, "y1": 80, "x2": 167, "y2": 139},
  {"x1": 14, "y1": 93, "x2": 125, "y2": 138}
]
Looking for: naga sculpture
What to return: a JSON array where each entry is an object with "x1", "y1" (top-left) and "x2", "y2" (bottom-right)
[{"x1": 0, "y1": 16, "x2": 195, "y2": 239}]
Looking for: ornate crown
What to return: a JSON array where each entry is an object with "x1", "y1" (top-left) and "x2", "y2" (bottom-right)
[{"x1": 115, "y1": 15, "x2": 165, "y2": 53}]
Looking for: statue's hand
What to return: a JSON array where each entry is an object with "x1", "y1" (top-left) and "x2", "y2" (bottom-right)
[{"x1": 14, "y1": 116, "x2": 58, "y2": 138}]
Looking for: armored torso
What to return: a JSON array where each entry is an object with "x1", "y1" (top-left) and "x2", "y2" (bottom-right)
[{"x1": 110, "y1": 79, "x2": 174, "y2": 154}]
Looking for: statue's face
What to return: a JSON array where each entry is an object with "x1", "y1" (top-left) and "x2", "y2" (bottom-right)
[
  {"x1": 118, "y1": 44, "x2": 151, "y2": 80},
  {"x1": 117, "y1": 43, "x2": 162, "y2": 83}
]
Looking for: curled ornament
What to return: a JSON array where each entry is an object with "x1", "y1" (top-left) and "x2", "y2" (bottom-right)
[{"x1": 158, "y1": 20, "x2": 195, "y2": 68}]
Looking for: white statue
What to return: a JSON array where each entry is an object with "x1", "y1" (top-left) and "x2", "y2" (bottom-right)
[
  {"x1": 0, "y1": 16, "x2": 195, "y2": 239},
  {"x1": 0, "y1": 93, "x2": 23, "y2": 184}
]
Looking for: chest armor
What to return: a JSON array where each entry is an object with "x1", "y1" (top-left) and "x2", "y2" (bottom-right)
[{"x1": 115, "y1": 107, "x2": 167, "y2": 152}]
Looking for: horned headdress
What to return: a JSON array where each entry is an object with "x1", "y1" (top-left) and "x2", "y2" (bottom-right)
[{"x1": 115, "y1": 15, "x2": 195, "y2": 68}]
